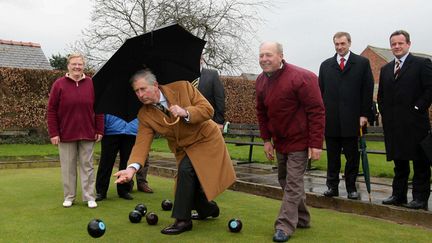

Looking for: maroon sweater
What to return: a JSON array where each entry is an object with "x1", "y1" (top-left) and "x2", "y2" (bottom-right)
[
  {"x1": 255, "y1": 61, "x2": 325, "y2": 153},
  {"x1": 47, "y1": 75, "x2": 104, "y2": 142}
]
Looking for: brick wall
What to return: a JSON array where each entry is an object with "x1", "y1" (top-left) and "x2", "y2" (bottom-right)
[
  {"x1": 360, "y1": 48, "x2": 387, "y2": 84},
  {"x1": 360, "y1": 48, "x2": 388, "y2": 100}
]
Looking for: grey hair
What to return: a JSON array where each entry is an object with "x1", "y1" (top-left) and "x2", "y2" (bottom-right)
[
  {"x1": 130, "y1": 69, "x2": 157, "y2": 85},
  {"x1": 260, "y1": 41, "x2": 284, "y2": 54}
]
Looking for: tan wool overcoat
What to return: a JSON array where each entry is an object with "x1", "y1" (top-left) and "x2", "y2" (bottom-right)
[{"x1": 128, "y1": 81, "x2": 236, "y2": 201}]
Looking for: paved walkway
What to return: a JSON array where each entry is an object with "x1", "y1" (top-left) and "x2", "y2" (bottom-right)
[{"x1": 149, "y1": 152, "x2": 431, "y2": 209}]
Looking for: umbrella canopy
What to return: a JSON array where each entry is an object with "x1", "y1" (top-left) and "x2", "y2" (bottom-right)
[
  {"x1": 93, "y1": 23, "x2": 206, "y2": 121},
  {"x1": 359, "y1": 128, "x2": 372, "y2": 202}
]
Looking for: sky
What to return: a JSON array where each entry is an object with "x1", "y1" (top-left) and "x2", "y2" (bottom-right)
[{"x1": 1, "y1": 0, "x2": 431, "y2": 75}]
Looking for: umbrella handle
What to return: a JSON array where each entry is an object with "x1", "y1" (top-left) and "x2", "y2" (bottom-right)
[{"x1": 163, "y1": 116, "x2": 180, "y2": 126}]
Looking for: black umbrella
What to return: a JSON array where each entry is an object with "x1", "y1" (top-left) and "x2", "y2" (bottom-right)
[
  {"x1": 93, "y1": 23, "x2": 206, "y2": 121},
  {"x1": 359, "y1": 127, "x2": 372, "y2": 202}
]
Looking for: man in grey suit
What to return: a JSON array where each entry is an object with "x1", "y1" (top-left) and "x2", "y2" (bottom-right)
[
  {"x1": 378, "y1": 30, "x2": 432, "y2": 210},
  {"x1": 193, "y1": 57, "x2": 225, "y2": 129},
  {"x1": 319, "y1": 32, "x2": 374, "y2": 200}
]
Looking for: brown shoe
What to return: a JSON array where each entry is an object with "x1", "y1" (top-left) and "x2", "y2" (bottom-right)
[{"x1": 138, "y1": 183, "x2": 154, "y2": 193}]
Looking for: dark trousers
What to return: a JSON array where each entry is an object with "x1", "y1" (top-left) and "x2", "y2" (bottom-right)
[
  {"x1": 171, "y1": 155, "x2": 217, "y2": 220},
  {"x1": 136, "y1": 161, "x2": 149, "y2": 185},
  {"x1": 392, "y1": 159, "x2": 431, "y2": 201},
  {"x1": 325, "y1": 136, "x2": 359, "y2": 192},
  {"x1": 96, "y1": 134, "x2": 136, "y2": 196}
]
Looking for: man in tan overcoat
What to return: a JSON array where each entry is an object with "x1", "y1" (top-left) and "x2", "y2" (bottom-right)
[{"x1": 114, "y1": 69, "x2": 236, "y2": 235}]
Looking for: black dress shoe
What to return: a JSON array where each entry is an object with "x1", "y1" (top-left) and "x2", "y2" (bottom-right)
[
  {"x1": 118, "y1": 193, "x2": 133, "y2": 200},
  {"x1": 161, "y1": 220, "x2": 192, "y2": 235},
  {"x1": 382, "y1": 195, "x2": 407, "y2": 206},
  {"x1": 347, "y1": 191, "x2": 359, "y2": 200},
  {"x1": 323, "y1": 188, "x2": 339, "y2": 197},
  {"x1": 191, "y1": 202, "x2": 220, "y2": 220},
  {"x1": 95, "y1": 194, "x2": 106, "y2": 201},
  {"x1": 403, "y1": 200, "x2": 428, "y2": 210}
]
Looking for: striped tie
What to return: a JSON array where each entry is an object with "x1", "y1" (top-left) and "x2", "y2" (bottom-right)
[
  {"x1": 394, "y1": 59, "x2": 401, "y2": 79},
  {"x1": 191, "y1": 78, "x2": 200, "y2": 88},
  {"x1": 155, "y1": 103, "x2": 170, "y2": 116}
]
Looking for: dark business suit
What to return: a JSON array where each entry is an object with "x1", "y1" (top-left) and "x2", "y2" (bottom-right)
[
  {"x1": 198, "y1": 68, "x2": 225, "y2": 125},
  {"x1": 319, "y1": 52, "x2": 374, "y2": 192},
  {"x1": 378, "y1": 53, "x2": 432, "y2": 202}
]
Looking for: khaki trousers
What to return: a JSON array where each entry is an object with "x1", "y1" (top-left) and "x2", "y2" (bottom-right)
[
  {"x1": 275, "y1": 150, "x2": 310, "y2": 235},
  {"x1": 59, "y1": 141, "x2": 96, "y2": 202}
]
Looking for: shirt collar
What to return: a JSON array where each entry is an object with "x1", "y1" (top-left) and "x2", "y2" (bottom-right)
[
  {"x1": 265, "y1": 60, "x2": 286, "y2": 77},
  {"x1": 158, "y1": 90, "x2": 167, "y2": 106},
  {"x1": 337, "y1": 51, "x2": 351, "y2": 62},
  {"x1": 395, "y1": 53, "x2": 409, "y2": 64}
]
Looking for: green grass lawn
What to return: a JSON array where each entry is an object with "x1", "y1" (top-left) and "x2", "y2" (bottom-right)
[
  {"x1": 0, "y1": 167, "x2": 431, "y2": 242},
  {"x1": 0, "y1": 138, "x2": 396, "y2": 178}
]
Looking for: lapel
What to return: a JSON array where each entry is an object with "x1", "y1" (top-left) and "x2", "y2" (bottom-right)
[
  {"x1": 388, "y1": 59, "x2": 397, "y2": 81},
  {"x1": 331, "y1": 53, "x2": 356, "y2": 73},
  {"x1": 343, "y1": 52, "x2": 356, "y2": 73},
  {"x1": 160, "y1": 84, "x2": 180, "y2": 108},
  {"x1": 331, "y1": 54, "x2": 341, "y2": 72},
  {"x1": 159, "y1": 84, "x2": 181, "y2": 130},
  {"x1": 198, "y1": 68, "x2": 210, "y2": 90},
  {"x1": 396, "y1": 53, "x2": 412, "y2": 80}
]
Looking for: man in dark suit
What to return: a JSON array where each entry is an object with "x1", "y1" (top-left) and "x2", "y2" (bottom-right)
[
  {"x1": 378, "y1": 30, "x2": 432, "y2": 210},
  {"x1": 319, "y1": 32, "x2": 374, "y2": 200},
  {"x1": 193, "y1": 57, "x2": 225, "y2": 129}
]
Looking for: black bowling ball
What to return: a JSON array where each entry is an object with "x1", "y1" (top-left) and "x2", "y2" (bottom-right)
[
  {"x1": 146, "y1": 212, "x2": 158, "y2": 225},
  {"x1": 87, "y1": 218, "x2": 106, "y2": 238},
  {"x1": 135, "y1": 203, "x2": 147, "y2": 216},
  {"x1": 129, "y1": 210, "x2": 142, "y2": 223},
  {"x1": 228, "y1": 218, "x2": 242, "y2": 233},
  {"x1": 161, "y1": 199, "x2": 173, "y2": 211}
]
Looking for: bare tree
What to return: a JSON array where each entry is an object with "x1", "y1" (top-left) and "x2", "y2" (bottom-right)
[{"x1": 71, "y1": 0, "x2": 271, "y2": 74}]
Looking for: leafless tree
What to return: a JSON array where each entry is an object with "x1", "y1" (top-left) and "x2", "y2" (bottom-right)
[{"x1": 71, "y1": 0, "x2": 272, "y2": 74}]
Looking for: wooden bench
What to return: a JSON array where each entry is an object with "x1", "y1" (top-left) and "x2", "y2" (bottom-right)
[
  {"x1": 0, "y1": 129, "x2": 30, "y2": 137},
  {"x1": 223, "y1": 123, "x2": 387, "y2": 165},
  {"x1": 223, "y1": 123, "x2": 263, "y2": 163}
]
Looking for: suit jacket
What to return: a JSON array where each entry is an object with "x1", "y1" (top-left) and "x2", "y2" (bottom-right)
[
  {"x1": 128, "y1": 81, "x2": 236, "y2": 201},
  {"x1": 319, "y1": 52, "x2": 374, "y2": 137},
  {"x1": 198, "y1": 68, "x2": 225, "y2": 124},
  {"x1": 378, "y1": 53, "x2": 432, "y2": 161}
]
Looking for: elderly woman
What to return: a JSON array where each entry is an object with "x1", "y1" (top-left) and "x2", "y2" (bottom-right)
[{"x1": 47, "y1": 53, "x2": 104, "y2": 208}]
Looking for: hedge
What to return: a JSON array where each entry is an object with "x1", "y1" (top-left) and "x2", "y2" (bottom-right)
[{"x1": 0, "y1": 68, "x2": 258, "y2": 135}]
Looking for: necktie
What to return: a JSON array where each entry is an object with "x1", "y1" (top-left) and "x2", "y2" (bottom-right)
[
  {"x1": 155, "y1": 103, "x2": 170, "y2": 116},
  {"x1": 339, "y1": 57, "x2": 345, "y2": 70},
  {"x1": 394, "y1": 59, "x2": 401, "y2": 79},
  {"x1": 191, "y1": 77, "x2": 200, "y2": 88}
]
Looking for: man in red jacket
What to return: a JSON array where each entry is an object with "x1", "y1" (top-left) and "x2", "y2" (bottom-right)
[{"x1": 256, "y1": 42, "x2": 325, "y2": 242}]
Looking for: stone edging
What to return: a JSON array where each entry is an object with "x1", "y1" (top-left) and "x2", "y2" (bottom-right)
[{"x1": 148, "y1": 165, "x2": 432, "y2": 229}]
